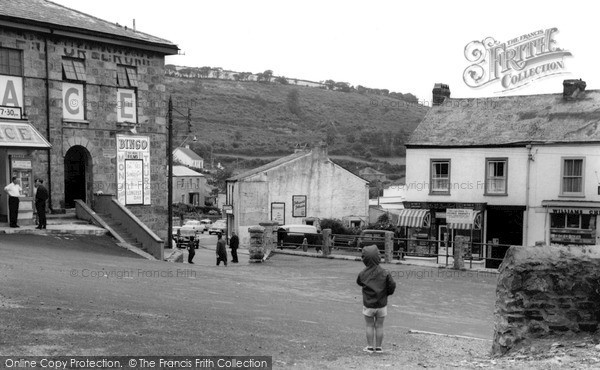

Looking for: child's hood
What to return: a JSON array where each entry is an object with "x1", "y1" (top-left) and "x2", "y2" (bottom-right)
[{"x1": 362, "y1": 245, "x2": 380, "y2": 267}]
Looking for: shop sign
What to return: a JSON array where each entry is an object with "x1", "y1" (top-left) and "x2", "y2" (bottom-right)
[
  {"x1": 0, "y1": 75, "x2": 23, "y2": 108},
  {"x1": 446, "y1": 209, "x2": 475, "y2": 225},
  {"x1": 551, "y1": 208, "x2": 600, "y2": 215},
  {"x1": 0, "y1": 121, "x2": 51, "y2": 148},
  {"x1": 62, "y1": 83, "x2": 84, "y2": 120}
]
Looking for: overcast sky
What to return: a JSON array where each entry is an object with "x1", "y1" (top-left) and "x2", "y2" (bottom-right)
[{"x1": 53, "y1": 0, "x2": 597, "y2": 103}]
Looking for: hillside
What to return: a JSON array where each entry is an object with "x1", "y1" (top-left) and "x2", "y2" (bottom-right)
[{"x1": 165, "y1": 76, "x2": 428, "y2": 180}]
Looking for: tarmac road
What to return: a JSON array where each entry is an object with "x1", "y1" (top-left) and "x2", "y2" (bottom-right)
[{"x1": 0, "y1": 233, "x2": 497, "y2": 368}]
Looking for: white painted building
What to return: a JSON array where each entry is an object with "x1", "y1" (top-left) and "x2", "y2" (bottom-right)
[
  {"x1": 173, "y1": 146, "x2": 204, "y2": 169},
  {"x1": 404, "y1": 81, "x2": 600, "y2": 268},
  {"x1": 226, "y1": 145, "x2": 369, "y2": 244}
]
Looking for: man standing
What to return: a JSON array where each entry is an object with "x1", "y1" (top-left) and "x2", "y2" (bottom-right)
[
  {"x1": 216, "y1": 232, "x2": 227, "y2": 266},
  {"x1": 230, "y1": 231, "x2": 239, "y2": 263},
  {"x1": 4, "y1": 176, "x2": 22, "y2": 228},
  {"x1": 34, "y1": 178, "x2": 49, "y2": 229}
]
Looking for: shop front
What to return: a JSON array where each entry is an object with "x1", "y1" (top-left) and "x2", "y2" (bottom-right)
[
  {"x1": 0, "y1": 118, "x2": 51, "y2": 226},
  {"x1": 542, "y1": 201, "x2": 600, "y2": 246},
  {"x1": 402, "y1": 202, "x2": 486, "y2": 261}
]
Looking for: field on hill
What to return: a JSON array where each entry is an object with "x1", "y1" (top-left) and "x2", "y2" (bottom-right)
[{"x1": 165, "y1": 77, "x2": 427, "y2": 180}]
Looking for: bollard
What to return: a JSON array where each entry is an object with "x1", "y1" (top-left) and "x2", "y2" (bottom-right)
[
  {"x1": 322, "y1": 229, "x2": 331, "y2": 256},
  {"x1": 384, "y1": 231, "x2": 393, "y2": 263}
]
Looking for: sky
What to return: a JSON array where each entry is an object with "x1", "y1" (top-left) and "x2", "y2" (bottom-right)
[{"x1": 52, "y1": 0, "x2": 597, "y2": 104}]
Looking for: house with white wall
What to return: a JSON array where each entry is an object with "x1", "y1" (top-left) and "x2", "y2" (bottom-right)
[
  {"x1": 403, "y1": 80, "x2": 600, "y2": 268},
  {"x1": 173, "y1": 146, "x2": 203, "y2": 169},
  {"x1": 226, "y1": 144, "x2": 369, "y2": 244}
]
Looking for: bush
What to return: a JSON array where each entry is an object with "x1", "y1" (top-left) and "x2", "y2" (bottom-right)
[{"x1": 320, "y1": 218, "x2": 351, "y2": 234}]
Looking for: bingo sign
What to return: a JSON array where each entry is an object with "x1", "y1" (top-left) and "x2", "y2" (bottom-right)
[{"x1": 116, "y1": 135, "x2": 151, "y2": 205}]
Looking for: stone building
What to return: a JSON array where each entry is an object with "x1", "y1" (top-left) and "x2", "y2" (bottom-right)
[
  {"x1": 0, "y1": 0, "x2": 178, "y2": 236},
  {"x1": 226, "y1": 144, "x2": 369, "y2": 244}
]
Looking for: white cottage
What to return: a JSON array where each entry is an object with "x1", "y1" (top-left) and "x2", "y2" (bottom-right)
[
  {"x1": 226, "y1": 145, "x2": 369, "y2": 244},
  {"x1": 403, "y1": 81, "x2": 600, "y2": 268}
]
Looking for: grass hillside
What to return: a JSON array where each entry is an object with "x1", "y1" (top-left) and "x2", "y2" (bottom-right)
[{"x1": 166, "y1": 76, "x2": 428, "y2": 181}]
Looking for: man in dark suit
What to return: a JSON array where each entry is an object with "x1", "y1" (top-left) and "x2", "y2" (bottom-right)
[
  {"x1": 230, "y1": 231, "x2": 239, "y2": 263},
  {"x1": 34, "y1": 178, "x2": 49, "y2": 229}
]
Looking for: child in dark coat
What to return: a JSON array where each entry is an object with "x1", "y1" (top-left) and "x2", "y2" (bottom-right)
[
  {"x1": 216, "y1": 233, "x2": 227, "y2": 266},
  {"x1": 357, "y1": 245, "x2": 396, "y2": 353}
]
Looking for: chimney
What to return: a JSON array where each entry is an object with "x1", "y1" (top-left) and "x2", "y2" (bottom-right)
[
  {"x1": 563, "y1": 79, "x2": 586, "y2": 100},
  {"x1": 432, "y1": 83, "x2": 450, "y2": 106}
]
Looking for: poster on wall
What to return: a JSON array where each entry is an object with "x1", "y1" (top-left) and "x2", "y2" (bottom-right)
[
  {"x1": 62, "y1": 82, "x2": 84, "y2": 120},
  {"x1": 125, "y1": 159, "x2": 144, "y2": 205},
  {"x1": 116, "y1": 135, "x2": 151, "y2": 205},
  {"x1": 117, "y1": 88, "x2": 137, "y2": 123},
  {"x1": 292, "y1": 195, "x2": 307, "y2": 217},
  {"x1": 271, "y1": 202, "x2": 285, "y2": 225}
]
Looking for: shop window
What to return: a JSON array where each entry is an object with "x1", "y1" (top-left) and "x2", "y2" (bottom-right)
[
  {"x1": 550, "y1": 213, "x2": 596, "y2": 245},
  {"x1": 560, "y1": 158, "x2": 584, "y2": 196},
  {"x1": 62, "y1": 58, "x2": 86, "y2": 81},
  {"x1": 485, "y1": 158, "x2": 507, "y2": 195},
  {"x1": 430, "y1": 160, "x2": 450, "y2": 194},
  {"x1": 0, "y1": 48, "x2": 23, "y2": 76}
]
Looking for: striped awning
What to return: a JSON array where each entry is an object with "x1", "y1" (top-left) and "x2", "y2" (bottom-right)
[
  {"x1": 447, "y1": 211, "x2": 482, "y2": 230},
  {"x1": 397, "y1": 209, "x2": 430, "y2": 228}
]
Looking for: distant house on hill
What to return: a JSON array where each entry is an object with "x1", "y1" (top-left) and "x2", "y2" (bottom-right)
[
  {"x1": 173, "y1": 146, "x2": 203, "y2": 169},
  {"x1": 359, "y1": 167, "x2": 386, "y2": 183},
  {"x1": 172, "y1": 166, "x2": 211, "y2": 206},
  {"x1": 226, "y1": 144, "x2": 370, "y2": 244}
]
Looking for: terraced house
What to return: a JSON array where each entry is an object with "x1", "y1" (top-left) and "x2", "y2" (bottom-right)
[
  {"x1": 403, "y1": 81, "x2": 600, "y2": 268},
  {"x1": 0, "y1": 0, "x2": 178, "y2": 255}
]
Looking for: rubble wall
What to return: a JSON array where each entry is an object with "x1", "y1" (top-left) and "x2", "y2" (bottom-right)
[{"x1": 492, "y1": 245, "x2": 600, "y2": 355}]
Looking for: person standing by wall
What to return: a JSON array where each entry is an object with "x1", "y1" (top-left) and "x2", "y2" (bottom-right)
[
  {"x1": 230, "y1": 231, "x2": 239, "y2": 263},
  {"x1": 4, "y1": 176, "x2": 22, "y2": 228},
  {"x1": 34, "y1": 178, "x2": 49, "y2": 229}
]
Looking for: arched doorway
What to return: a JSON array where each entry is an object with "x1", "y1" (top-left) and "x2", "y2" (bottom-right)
[{"x1": 64, "y1": 145, "x2": 92, "y2": 208}]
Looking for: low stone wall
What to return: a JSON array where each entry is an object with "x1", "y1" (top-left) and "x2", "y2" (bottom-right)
[{"x1": 492, "y1": 245, "x2": 600, "y2": 355}]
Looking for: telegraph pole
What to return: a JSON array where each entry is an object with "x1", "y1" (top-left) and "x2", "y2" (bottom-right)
[{"x1": 167, "y1": 97, "x2": 173, "y2": 248}]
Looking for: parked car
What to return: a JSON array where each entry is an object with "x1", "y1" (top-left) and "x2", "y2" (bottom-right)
[
  {"x1": 277, "y1": 225, "x2": 322, "y2": 248},
  {"x1": 200, "y1": 219, "x2": 213, "y2": 228},
  {"x1": 355, "y1": 229, "x2": 400, "y2": 253},
  {"x1": 180, "y1": 219, "x2": 206, "y2": 234},
  {"x1": 208, "y1": 219, "x2": 227, "y2": 235}
]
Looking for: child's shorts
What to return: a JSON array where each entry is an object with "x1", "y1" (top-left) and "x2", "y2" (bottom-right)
[{"x1": 363, "y1": 306, "x2": 387, "y2": 318}]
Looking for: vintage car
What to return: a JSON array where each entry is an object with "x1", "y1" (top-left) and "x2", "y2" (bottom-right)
[
  {"x1": 277, "y1": 225, "x2": 322, "y2": 248},
  {"x1": 208, "y1": 219, "x2": 227, "y2": 235}
]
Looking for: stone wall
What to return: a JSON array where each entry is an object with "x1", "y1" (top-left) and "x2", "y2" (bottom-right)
[{"x1": 492, "y1": 245, "x2": 600, "y2": 355}]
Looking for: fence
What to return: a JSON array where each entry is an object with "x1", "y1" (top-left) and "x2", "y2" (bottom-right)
[{"x1": 274, "y1": 229, "x2": 513, "y2": 269}]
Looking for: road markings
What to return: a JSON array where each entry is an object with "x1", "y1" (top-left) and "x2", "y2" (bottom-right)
[
  {"x1": 299, "y1": 320, "x2": 318, "y2": 324},
  {"x1": 408, "y1": 329, "x2": 492, "y2": 341}
]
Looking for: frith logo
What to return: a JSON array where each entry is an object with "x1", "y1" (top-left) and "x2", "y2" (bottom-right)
[{"x1": 463, "y1": 28, "x2": 572, "y2": 92}]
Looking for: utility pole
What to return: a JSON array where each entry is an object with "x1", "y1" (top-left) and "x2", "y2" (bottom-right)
[{"x1": 167, "y1": 97, "x2": 173, "y2": 249}]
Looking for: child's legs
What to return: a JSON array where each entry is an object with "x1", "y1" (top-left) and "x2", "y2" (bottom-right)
[
  {"x1": 363, "y1": 315, "x2": 375, "y2": 347},
  {"x1": 374, "y1": 316, "x2": 385, "y2": 348}
]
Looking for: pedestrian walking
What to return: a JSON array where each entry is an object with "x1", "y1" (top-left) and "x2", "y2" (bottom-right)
[
  {"x1": 230, "y1": 231, "x2": 239, "y2": 263},
  {"x1": 4, "y1": 176, "x2": 22, "y2": 228},
  {"x1": 216, "y1": 232, "x2": 227, "y2": 266},
  {"x1": 187, "y1": 236, "x2": 196, "y2": 264},
  {"x1": 34, "y1": 178, "x2": 48, "y2": 229},
  {"x1": 356, "y1": 245, "x2": 396, "y2": 354}
]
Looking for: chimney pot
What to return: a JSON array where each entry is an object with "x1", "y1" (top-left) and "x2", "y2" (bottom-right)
[
  {"x1": 432, "y1": 83, "x2": 450, "y2": 106},
  {"x1": 563, "y1": 79, "x2": 586, "y2": 100}
]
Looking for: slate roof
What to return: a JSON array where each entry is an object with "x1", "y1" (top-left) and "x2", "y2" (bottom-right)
[
  {"x1": 173, "y1": 165, "x2": 204, "y2": 177},
  {"x1": 408, "y1": 90, "x2": 600, "y2": 146},
  {"x1": 175, "y1": 147, "x2": 203, "y2": 161},
  {"x1": 227, "y1": 150, "x2": 311, "y2": 181},
  {"x1": 0, "y1": 0, "x2": 178, "y2": 53}
]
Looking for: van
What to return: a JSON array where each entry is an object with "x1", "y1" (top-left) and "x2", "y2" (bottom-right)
[{"x1": 277, "y1": 225, "x2": 322, "y2": 248}]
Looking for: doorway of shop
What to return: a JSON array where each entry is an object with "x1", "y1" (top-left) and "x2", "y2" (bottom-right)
[
  {"x1": 485, "y1": 207, "x2": 524, "y2": 269},
  {"x1": 64, "y1": 145, "x2": 91, "y2": 208}
]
